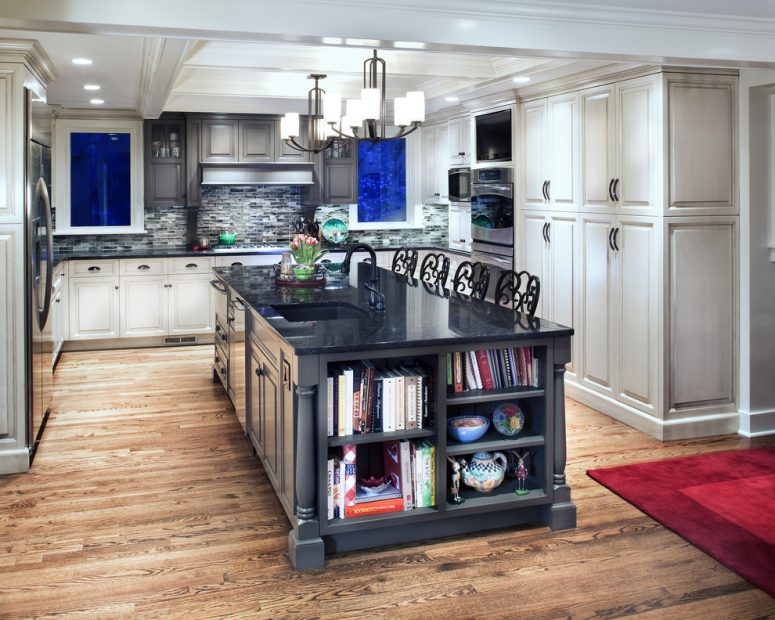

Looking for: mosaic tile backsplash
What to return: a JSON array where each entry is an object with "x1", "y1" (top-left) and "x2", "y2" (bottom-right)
[{"x1": 53, "y1": 185, "x2": 449, "y2": 254}]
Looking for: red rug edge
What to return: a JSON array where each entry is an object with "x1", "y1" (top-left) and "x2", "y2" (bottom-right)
[{"x1": 586, "y1": 447, "x2": 775, "y2": 599}]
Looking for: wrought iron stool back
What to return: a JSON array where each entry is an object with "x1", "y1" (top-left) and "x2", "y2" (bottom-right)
[
  {"x1": 494, "y1": 269, "x2": 541, "y2": 317},
  {"x1": 452, "y1": 261, "x2": 490, "y2": 300},
  {"x1": 391, "y1": 247, "x2": 418, "y2": 278},
  {"x1": 419, "y1": 252, "x2": 450, "y2": 287}
]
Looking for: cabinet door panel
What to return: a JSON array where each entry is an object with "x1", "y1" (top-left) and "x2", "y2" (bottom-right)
[
  {"x1": 280, "y1": 357, "x2": 295, "y2": 510},
  {"x1": 169, "y1": 274, "x2": 213, "y2": 334},
  {"x1": 522, "y1": 102, "x2": 548, "y2": 208},
  {"x1": 148, "y1": 163, "x2": 183, "y2": 203},
  {"x1": 548, "y1": 95, "x2": 576, "y2": 208},
  {"x1": 248, "y1": 346, "x2": 263, "y2": 455},
  {"x1": 201, "y1": 120, "x2": 238, "y2": 162},
  {"x1": 549, "y1": 215, "x2": 578, "y2": 376},
  {"x1": 616, "y1": 218, "x2": 657, "y2": 413},
  {"x1": 521, "y1": 212, "x2": 548, "y2": 319},
  {"x1": 239, "y1": 120, "x2": 274, "y2": 162},
  {"x1": 262, "y1": 358, "x2": 281, "y2": 489},
  {"x1": 324, "y1": 162, "x2": 356, "y2": 204},
  {"x1": 119, "y1": 276, "x2": 167, "y2": 337},
  {"x1": 69, "y1": 277, "x2": 119, "y2": 339},
  {"x1": 581, "y1": 87, "x2": 615, "y2": 213},
  {"x1": 617, "y1": 78, "x2": 656, "y2": 212},
  {"x1": 580, "y1": 216, "x2": 616, "y2": 395}
]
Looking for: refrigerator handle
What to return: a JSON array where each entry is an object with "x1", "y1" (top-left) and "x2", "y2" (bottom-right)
[{"x1": 36, "y1": 178, "x2": 54, "y2": 330}]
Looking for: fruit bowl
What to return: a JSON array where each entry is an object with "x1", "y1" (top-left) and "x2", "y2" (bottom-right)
[{"x1": 447, "y1": 415, "x2": 490, "y2": 443}]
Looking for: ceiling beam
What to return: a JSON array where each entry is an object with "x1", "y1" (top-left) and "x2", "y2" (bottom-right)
[{"x1": 136, "y1": 37, "x2": 193, "y2": 118}]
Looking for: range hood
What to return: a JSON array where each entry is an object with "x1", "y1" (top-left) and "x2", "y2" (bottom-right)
[{"x1": 200, "y1": 161, "x2": 315, "y2": 186}]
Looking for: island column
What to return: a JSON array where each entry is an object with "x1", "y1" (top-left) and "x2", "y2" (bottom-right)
[{"x1": 549, "y1": 335, "x2": 576, "y2": 530}]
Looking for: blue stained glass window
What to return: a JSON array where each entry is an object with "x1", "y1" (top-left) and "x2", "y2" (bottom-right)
[
  {"x1": 70, "y1": 132, "x2": 131, "y2": 227},
  {"x1": 357, "y1": 140, "x2": 406, "y2": 222}
]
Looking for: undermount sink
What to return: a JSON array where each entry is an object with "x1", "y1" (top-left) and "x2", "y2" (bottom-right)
[{"x1": 271, "y1": 302, "x2": 369, "y2": 322}]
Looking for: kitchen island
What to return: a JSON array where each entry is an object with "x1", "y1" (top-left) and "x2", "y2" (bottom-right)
[{"x1": 214, "y1": 262, "x2": 575, "y2": 569}]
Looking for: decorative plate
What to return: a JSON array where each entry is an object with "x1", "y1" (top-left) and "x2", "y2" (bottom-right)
[
  {"x1": 321, "y1": 217, "x2": 349, "y2": 245},
  {"x1": 492, "y1": 403, "x2": 525, "y2": 437}
]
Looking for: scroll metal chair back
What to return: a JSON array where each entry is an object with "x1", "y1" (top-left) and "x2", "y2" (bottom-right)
[
  {"x1": 391, "y1": 247, "x2": 418, "y2": 278},
  {"x1": 452, "y1": 261, "x2": 490, "y2": 300},
  {"x1": 494, "y1": 269, "x2": 541, "y2": 317},
  {"x1": 419, "y1": 252, "x2": 450, "y2": 287}
]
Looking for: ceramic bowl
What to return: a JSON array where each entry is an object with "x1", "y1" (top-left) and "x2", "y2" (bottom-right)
[
  {"x1": 219, "y1": 232, "x2": 237, "y2": 245},
  {"x1": 447, "y1": 415, "x2": 490, "y2": 443},
  {"x1": 492, "y1": 402, "x2": 525, "y2": 437}
]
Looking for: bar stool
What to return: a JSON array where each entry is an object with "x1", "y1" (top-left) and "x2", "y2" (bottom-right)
[
  {"x1": 391, "y1": 247, "x2": 418, "y2": 278},
  {"x1": 418, "y1": 252, "x2": 450, "y2": 287},
  {"x1": 452, "y1": 261, "x2": 490, "y2": 300},
  {"x1": 494, "y1": 269, "x2": 541, "y2": 317}
]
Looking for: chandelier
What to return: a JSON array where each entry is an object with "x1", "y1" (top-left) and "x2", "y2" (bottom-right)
[{"x1": 281, "y1": 49, "x2": 425, "y2": 153}]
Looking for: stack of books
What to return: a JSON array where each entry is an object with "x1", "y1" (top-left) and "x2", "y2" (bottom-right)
[
  {"x1": 327, "y1": 440, "x2": 436, "y2": 519},
  {"x1": 446, "y1": 346, "x2": 538, "y2": 393},
  {"x1": 326, "y1": 361, "x2": 434, "y2": 437}
]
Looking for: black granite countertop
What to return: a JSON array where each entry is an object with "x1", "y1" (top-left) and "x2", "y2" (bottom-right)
[{"x1": 215, "y1": 263, "x2": 572, "y2": 355}]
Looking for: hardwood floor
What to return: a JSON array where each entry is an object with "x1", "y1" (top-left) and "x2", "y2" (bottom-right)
[{"x1": 1, "y1": 346, "x2": 772, "y2": 618}]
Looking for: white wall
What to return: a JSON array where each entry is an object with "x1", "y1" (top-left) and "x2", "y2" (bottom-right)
[{"x1": 738, "y1": 69, "x2": 775, "y2": 436}]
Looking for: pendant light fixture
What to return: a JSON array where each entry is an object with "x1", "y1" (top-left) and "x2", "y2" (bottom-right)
[{"x1": 280, "y1": 73, "x2": 337, "y2": 154}]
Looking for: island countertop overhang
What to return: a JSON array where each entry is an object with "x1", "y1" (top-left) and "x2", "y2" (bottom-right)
[{"x1": 213, "y1": 263, "x2": 573, "y2": 355}]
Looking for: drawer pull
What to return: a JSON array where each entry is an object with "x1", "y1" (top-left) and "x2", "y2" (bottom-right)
[
  {"x1": 186, "y1": 263, "x2": 198, "y2": 269},
  {"x1": 231, "y1": 262, "x2": 243, "y2": 267},
  {"x1": 255, "y1": 367, "x2": 263, "y2": 377},
  {"x1": 215, "y1": 356, "x2": 221, "y2": 363},
  {"x1": 138, "y1": 264, "x2": 151, "y2": 270},
  {"x1": 88, "y1": 266, "x2": 101, "y2": 272}
]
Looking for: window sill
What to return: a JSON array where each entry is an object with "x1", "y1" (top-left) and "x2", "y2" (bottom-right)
[{"x1": 54, "y1": 228, "x2": 147, "y2": 236}]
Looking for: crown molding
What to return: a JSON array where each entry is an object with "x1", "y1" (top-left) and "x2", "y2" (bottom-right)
[
  {"x1": 53, "y1": 107, "x2": 143, "y2": 121},
  {"x1": 0, "y1": 38, "x2": 56, "y2": 85}
]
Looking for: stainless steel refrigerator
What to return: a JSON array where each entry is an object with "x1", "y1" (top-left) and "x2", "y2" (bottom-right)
[{"x1": 25, "y1": 87, "x2": 54, "y2": 461}]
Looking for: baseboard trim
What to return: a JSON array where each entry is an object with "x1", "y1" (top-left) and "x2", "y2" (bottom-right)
[
  {"x1": 0, "y1": 448, "x2": 30, "y2": 475},
  {"x1": 565, "y1": 381, "x2": 739, "y2": 441},
  {"x1": 63, "y1": 334, "x2": 215, "y2": 352},
  {"x1": 738, "y1": 408, "x2": 775, "y2": 437}
]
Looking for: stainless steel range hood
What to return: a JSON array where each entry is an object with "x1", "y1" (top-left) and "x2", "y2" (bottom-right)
[{"x1": 200, "y1": 161, "x2": 315, "y2": 186}]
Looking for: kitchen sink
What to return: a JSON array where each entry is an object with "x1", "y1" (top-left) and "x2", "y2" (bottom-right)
[{"x1": 270, "y1": 302, "x2": 369, "y2": 322}]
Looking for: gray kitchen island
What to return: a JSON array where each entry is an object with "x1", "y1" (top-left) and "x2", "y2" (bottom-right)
[{"x1": 213, "y1": 262, "x2": 575, "y2": 570}]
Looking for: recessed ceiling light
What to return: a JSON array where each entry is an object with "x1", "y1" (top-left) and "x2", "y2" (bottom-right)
[
  {"x1": 89, "y1": 98, "x2": 104, "y2": 105},
  {"x1": 445, "y1": 96, "x2": 460, "y2": 102},
  {"x1": 345, "y1": 38, "x2": 380, "y2": 47},
  {"x1": 394, "y1": 41, "x2": 425, "y2": 50},
  {"x1": 322, "y1": 37, "x2": 342, "y2": 45},
  {"x1": 83, "y1": 84, "x2": 101, "y2": 91},
  {"x1": 72, "y1": 58, "x2": 93, "y2": 65},
  {"x1": 512, "y1": 76, "x2": 531, "y2": 84}
]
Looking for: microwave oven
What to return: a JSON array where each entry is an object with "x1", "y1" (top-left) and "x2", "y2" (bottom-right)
[{"x1": 475, "y1": 109, "x2": 512, "y2": 163}]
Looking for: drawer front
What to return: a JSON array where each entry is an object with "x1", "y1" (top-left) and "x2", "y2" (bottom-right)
[
  {"x1": 120, "y1": 258, "x2": 166, "y2": 276},
  {"x1": 213, "y1": 342, "x2": 228, "y2": 388},
  {"x1": 214, "y1": 317, "x2": 229, "y2": 348},
  {"x1": 70, "y1": 259, "x2": 120, "y2": 276},
  {"x1": 214, "y1": 254, "x2": 282, "y2": 267},
  {"x1": 169, "y1": 256, "x2": 215, "y2": 274},
  {"x1": 250, "y1": 316, "x2": 280, "y2": 367}
]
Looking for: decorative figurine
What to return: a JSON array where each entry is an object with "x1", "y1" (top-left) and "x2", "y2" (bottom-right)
[
  {"x1": 512, "y1": 449, "x2": 531, "y2": 495},
  {"x1": 447, "y1": 456, "x2": 465, "y2": 504}
]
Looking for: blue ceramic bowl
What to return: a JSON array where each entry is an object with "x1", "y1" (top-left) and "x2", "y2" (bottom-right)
[{"x1": 447, "y1": 415, "x2": 490, "y2": 443}]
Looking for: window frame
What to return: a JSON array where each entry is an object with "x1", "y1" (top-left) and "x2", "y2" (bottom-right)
[{"x1": 53, "y1": 118, "x2": 145, "y2": 235}]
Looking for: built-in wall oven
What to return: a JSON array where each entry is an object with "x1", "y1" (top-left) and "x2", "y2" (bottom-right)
[
  {"x1": 470, "y1": 167, "x2": 514, "y2": 271},
  {"x1": 448, "y1": 166, "x2": 471, "y2": 203}
]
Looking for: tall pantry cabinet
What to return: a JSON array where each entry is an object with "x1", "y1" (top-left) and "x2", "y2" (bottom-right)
[{"x1": 517, "y1": 68, "x2": 739, "y2": 440}]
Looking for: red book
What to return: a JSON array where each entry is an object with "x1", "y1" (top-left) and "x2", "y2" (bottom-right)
[
  {"x1": 345, "y1": 497, "x2": 405, "y2": 517},
  {"x1": 475, "y1": 350, "x2": 495, "y2": 390}
]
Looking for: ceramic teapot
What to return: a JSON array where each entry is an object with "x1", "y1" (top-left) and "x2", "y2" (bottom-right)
[{"x1": 460, "y1": 451, "x2": 508, "y2": 493}]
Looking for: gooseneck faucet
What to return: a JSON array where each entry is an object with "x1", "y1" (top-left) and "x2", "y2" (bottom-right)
[{"x1": 342, "y1": 243, "x2": 385, "y2": 311}]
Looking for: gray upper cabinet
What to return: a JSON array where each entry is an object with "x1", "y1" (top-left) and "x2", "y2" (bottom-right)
[
  {"x1": 185, "y1": 116, "x2": 202, "y2": 207},
  {"x1": 144, "y1": 115, "x2": 186, "y2": 207},
  {"x1": 201, "y1": 119, "x2": 239, "y2": 162},
  {"x1": 239, "y1": 119, "x2": 274, "y2": 162},
  {"x1": 301, "y1": 139, "x2": 357, "y2": 205}
]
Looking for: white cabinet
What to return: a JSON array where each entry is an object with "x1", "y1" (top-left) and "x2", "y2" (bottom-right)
[
  {"x1": 69, "y1": 275, "x2": 120, "y2": 340},
  {"x1": 422, "y1": 123, "x2": 449, "y2": 203},
  {"x1": 578, "y1": 214, "x2": 658, "y2": 415},
  {"x1": 447, "y1": 116, "x2": 471, "y2": 165},
  {"x1": 580, "y1": 75, "x2": 660, "y2": 215},
  {"x1": 521, "y1": 93, "x2": 579, "y2": 211},
  {"x1": 448, "y1": 203, "x2": 472, "y2": 251},
  {"x1": 120, "y1": 275, "x2": 168, "y2": 337},
  {"x1": 169, "y1": 274, "x2": 213, "y2": 334}
]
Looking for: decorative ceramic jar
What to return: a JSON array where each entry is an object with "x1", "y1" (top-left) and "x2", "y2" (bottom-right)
[
  {"x1": 292, "y1": 265, "x2": 315, "y2": 281},
  {"x1": 460, "y1": 451, "x2": 507, "y2": 493}
]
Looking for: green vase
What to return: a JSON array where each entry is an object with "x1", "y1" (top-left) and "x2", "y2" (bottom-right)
[{"x1": 292, "y1": 265, "x2": 315, "y2": 281}]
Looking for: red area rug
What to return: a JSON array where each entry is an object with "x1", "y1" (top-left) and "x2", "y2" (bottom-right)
[{"x1": 587, "y1": 447, "x2": 775, "y2": 597}]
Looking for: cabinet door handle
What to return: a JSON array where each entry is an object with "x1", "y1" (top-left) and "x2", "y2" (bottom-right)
[
  {"x1": 545, "y1": 180, "x2": 550, "y2": 201},
  {"x1": 545, "y1": 222, "x2": 551, "y2": 244},
  {"x1": 613, "y1": 227, "x2": 620, "y2": 252},
  {"x1": 185, "y1": 263, "x2": 198, "y2": 269},
  {"x1": 138, "y1": 264, "x2": 151, "y2": 270},
  {"x1": 608, "y1": 178, "x2": 615, "y2": 202},
  {"x1": 210, "y1": 280, "x2": 227, "y2": 294},
  {"x1": 231, "y1": 262, "x2": 243, "y2": 267},
  {"x1": 88, "y1": 266, "x2": 101, "y2": 272},
  {"x1": 458, "y1": 151, "x2": 465, "y2": 156},
  {"x1": 541, "y1": 180, "x2": 547, "y2": 200},
  {"x1": 115, "y1": 285, "x2": 119, "y2": 290},
  {"x1": 608, "y1": 227, "x2": 615, "y2": 251},
  {"x1": 541, "y1": 222, "x2": 548, "y2": 242},
  {"x1": 255, "y1": 367, "x2": 263, "y2": 377},
  {"x1": 215, "y1": 356, "x2": 221, "y2": 363},
  {"x1": 613, "y1": 178, "x2": 620, "y2": 202}
]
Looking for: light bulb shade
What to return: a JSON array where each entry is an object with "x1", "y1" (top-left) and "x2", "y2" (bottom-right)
[
  {"x1": 406, "y1": 91, "x2": 425, "y2": 123},
  {"x1": 360, "y1": 87, "x2": 381, "y2": 121},
  {"x1": 394, "y1": 97, "x2": 410, "y2": 127},
  {"x1": 325, "y1": 120, "x2": 338, "y2": 137},
  {"x1": 315, "y1": 118, "x2": 329, "y2": 141},
  {"x1": 345, "y1": 99, "x2": 363, "y2": 125},
  {"x1": 323, "y1": 92, "x2": 341, "y2": 124},
  {"x1": 283, "y1": 113, "x2": 300, "y2": 139}
]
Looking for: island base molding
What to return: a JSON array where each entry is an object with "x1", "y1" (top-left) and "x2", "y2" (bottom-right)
[
  {"x1": 738, "y1": 409, "x2": 775, "y2": 437},
  {"x1": 565, "y1": 382, "x2": 739, "y2": 440},
  {"x1": 0, "y1": 448, "x2": 30, "y2": 475}
]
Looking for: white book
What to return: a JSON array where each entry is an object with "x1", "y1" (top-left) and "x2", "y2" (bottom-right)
[
  {"x1": 405, "y1": 374, "x2": 417, "y2": 429},
  {"x1": 399, "y1": 440, "x2": 413, "y2": 511},
  {"x1": 337, "y1": 371, "x2": 346, "y2": 437},
  {"x1": 412, "y1": 443, "x2": 422, "y2": 508},
  {"x1": 343, "y1": 365, "x2": 354, "y2": 436},
  {"x1": 337, "y1": 461, "x2": 346, "y2": 519},
  {"x1": 326, "y1": 375, "x2": 334, "y2": 437},
  {"x1": 327, "y1": 458, "x2": 334, "y2": 520},
  {"x1": 394, "y1": 370, "x2": 406, "y2": 431},
  {"x1": 383, "y1": 374, "x2": 395, "y2": 432},
  {"x1": 469, "y1": 350, "x2": 483, "y2": 390}
]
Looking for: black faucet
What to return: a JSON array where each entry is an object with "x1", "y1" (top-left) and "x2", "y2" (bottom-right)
[{"x1": 342, "y1": 243, "x2": 385, "y2": 311}]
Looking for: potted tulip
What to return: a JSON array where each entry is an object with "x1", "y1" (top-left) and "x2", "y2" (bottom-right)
[{"x1": 289, "y1": 234, "x2": 327, "y2": 281}]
